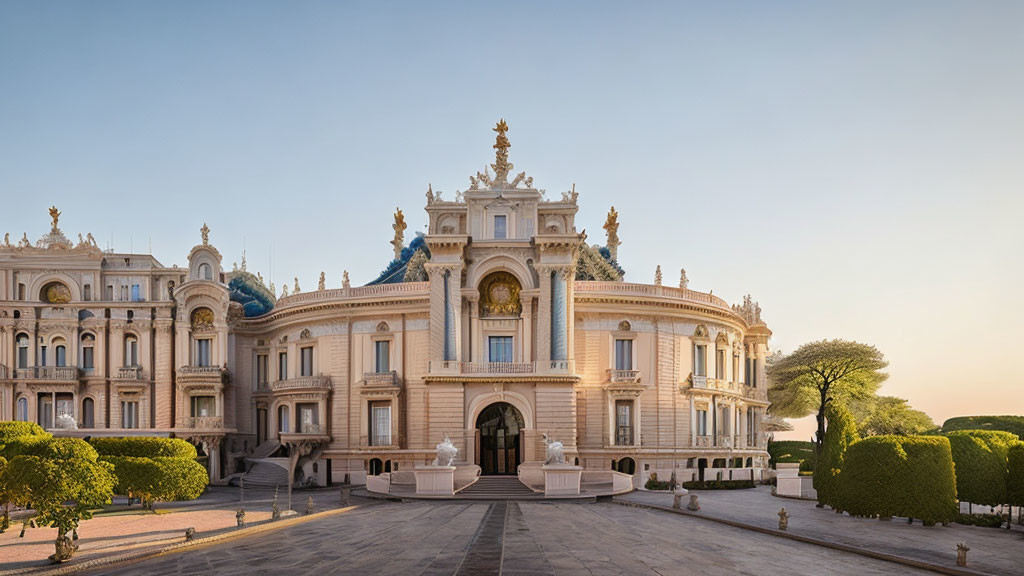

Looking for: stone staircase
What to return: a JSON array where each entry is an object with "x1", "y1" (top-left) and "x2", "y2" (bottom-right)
[
  {"x1": 456, "y1": 476, "x2": 542, "y2": 500},
  {"x1": 239, "y1": 460, "x2": 289, "y2": 487}
]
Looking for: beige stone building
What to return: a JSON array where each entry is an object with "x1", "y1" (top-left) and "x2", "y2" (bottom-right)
[{"x1": 0, "y1": 122, "x2": 771, "y2": 488}]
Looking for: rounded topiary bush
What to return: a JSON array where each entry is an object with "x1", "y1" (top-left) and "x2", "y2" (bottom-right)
[
  {"x1": 946, "y1": 430, "x2": 1017, "y2": 506},
  {"x1": 90, "y1": 437, "x2": 197, "y2": 459},
  {"x1": 1007, "y1": 443, "x2": 1024, "y2": 507},
  {"x1": 839, "y1": 435, "x2": 957, "y2": 524},
  {"x1": 154, "y1": 457, "x2": 209, "y2": 500}
]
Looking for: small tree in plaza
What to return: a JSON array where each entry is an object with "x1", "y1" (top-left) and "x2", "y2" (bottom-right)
[
  {"x1": 1, "y1": 438, "x2": 116, "y2": 561},
  {"x1": 815, "y1": 403, "x2": 858, "y2": 509},
  {"x1": 767, "y1": 340, "x2": 888, "y2": 454}
]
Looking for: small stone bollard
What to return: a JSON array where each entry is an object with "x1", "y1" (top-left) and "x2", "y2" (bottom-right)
[
  {"x1": 341, "y1": 486, "x2": 351, "y2": 507},
  {"x1": 687, "y1": 494, "x2": 700, "y2": 511},
  {"x1": 271, "y1": 486, "x2": 281, "y2": 521},
  {"x1": 778, "y1": 508, "x2": 789, "y2": 531},
  {"x1": 236, "y1": 508, "x2": 246, "y2": 528},
  {"x1": 184, "y1": 527, "x2": 195, "y2": 542},
  {"x1": 956, "y1": 542, "x2": 969, "y2": 567},
  {"x1": 306, "y1": 496, "x2": 314, "y2": 515}
]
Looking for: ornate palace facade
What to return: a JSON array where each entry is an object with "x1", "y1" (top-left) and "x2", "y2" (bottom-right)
[{"x1": 0, "y1": 122, "x2": 771, "y2": 487}]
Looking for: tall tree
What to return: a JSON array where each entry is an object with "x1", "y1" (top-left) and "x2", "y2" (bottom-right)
[
  {"x1": 767, "y1": 340, "x2": 888, "y2": 453},
  {"x1": 815, "y1": 403, "x2": 858, "y2": 509},
  {"x1": 848, "y1": 396, "x2": 935, "y2": 436}
]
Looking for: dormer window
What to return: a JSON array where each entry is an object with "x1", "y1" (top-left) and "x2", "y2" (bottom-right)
[
  {"x1": 493, "y1": 215, "x2": 507, "y2": 239},
  {"x1": 198, "y1": 263, "x2": 212, "y2": 281}
]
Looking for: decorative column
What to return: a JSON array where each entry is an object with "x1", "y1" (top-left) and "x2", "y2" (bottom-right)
[
  {"x1": 689, "y1": 395, "x2": 696, "y2": 446},
  {"x1": 536, "y1": 269, "x2": 552, "y2": 363},
  {"x1": 551, "y1": 271, "x2": 567, "y2": 361},
  {"x1": 154, "y1": 318, "x2": 173, "y2": 428}
]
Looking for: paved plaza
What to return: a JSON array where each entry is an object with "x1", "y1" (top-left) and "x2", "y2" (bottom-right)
[{"x1": 81, "y1": 500, "x2": 938, "y2": 576}]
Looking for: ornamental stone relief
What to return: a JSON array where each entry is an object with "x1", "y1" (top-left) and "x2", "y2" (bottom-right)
[{"x1": 478, "y1": 271, "x2": 522, "y2": 317}]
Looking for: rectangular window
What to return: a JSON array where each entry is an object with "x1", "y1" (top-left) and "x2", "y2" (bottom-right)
[
  {"x1": 733, "y1": 355, "x2": 740, "y2": 383},
  {"x1": 190, "y1": 395, "x2": 216, "y2": 418},
  {"x1": 297, "y1": 402, "x2": 319, "y2": 433},
  {"x1": 131, "y1": 284, "x2": 140, "y2": 301},
  {"x1": 694, "y1": 345, "x2": 706, "y2": 376},
  {"x1": 493, "y1": 215, "x2": 507, "y2": 239},
  {"x1": 488, "y1": 336, "x2": 513, "y2": 363},
  {"x1": 126, "y1": 339, "x2": 138, "y2": 366},
  {"x1": 82, "y1": 347, "x2": 94, "y2": 369},
  {"x1": 370, "y1": 401, "x2": 391, "y2": 446},
  {"x1": 83, "y1": 285, "x2": 91, "y2": 301},
  {"x1": 18, "y1": 284, "x2": 25, "y2": 300},
  {"x1": 40, "y1": 346, "x2": 47, "y2": 367},
  {"x1": 278, "y1": 352, "x2": 288, "y2": 380},
  {"x1": 120, "y1": 286, "x2": 127, "y2": 301},
  {"x1": 614, "y1": 339, "x2": 633, "y2": 370},
  {"x1": 615, "y1": 400, "x2": 634, "y2": 445},
  {"x1": 696, "y1": 409, "x2": 708, "y2": 436},
  {"x1": 374, "y1": 340, "x2": 390, "y2": 373},
  {"x1": 106, "y1": 285, "x2": 114, "y2": 301},
  {"x1": 716, "y1": 350, "x2": 725, "y2": 379},
  {"x1": 18, "y1": 345, "x2": 28, "y2": 369},
  {"x1": 195, "y1": 339, "x2": 211, "y2": 367},
  {"x1": 256, "y1": 354, "x2": 268, "y2": 387},
  {"x1": 121, "y1": 401, "x2": 139, "y2": 429},
  {"x1": 300, "y1": 346, "x2": 313, "y2": 377}
]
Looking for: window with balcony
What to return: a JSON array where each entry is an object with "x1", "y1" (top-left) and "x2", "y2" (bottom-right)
[
  {"x1": 16, "y1": 397, "x2": 28, "y2": 421},
  {"x1": 81, "y1": 334, "x2": 95, "y2": 369},
  {"x1": 55, "y1": 341, "x2": 67, "y2": 367},
  {"x1": 493, "y1": 214, "x2": 507, "y2": 239},
  {"x1": 614, "y1": 339, "x2": 633, "y2": 370},
  {"x1": 615, "y1": 400, "x2": 634, "y2": 445},
  {"x1": 121, "y1": 401, "x2": 139, "y2": 429},
  {"x1": 694, "y1": 344, "x2": 707, "y2": 377},
  {"x1": 278, "y1": 405, "x2": 289, "y2": 433},
  {"x1": 488, "y1": 336, "x2": 513, "y2": 363},
  {"x1": 297, "y1": 402, "x2": 319, "y2": 433},
  {"x1": 131, "y1": 283, "x2": 141, "y2": 301},
  {"x1": 17, "y1": 334, "x2": 29, "y2": 368},
  {"x1": 194, "y1": 338, "x2": 211, "y2": 367},
  {"x1": 369, "y1": 401, "x2": 391, "y2": 446},
  {"x1": 716, "y1": 349, "x2": 725, "y2": 379},
  {"x1": 696, "y1": 409, "x2": 708, "y2": 436},
  {"x1": 278, "y1": 352, "x2": 287, "y2": 380},
  {"x1": 300, "y1": 346, "x2": 313, "y2": 377},
  {"x1": 40, "y1": 346, "x2": 47, "y2": 367},
  {"x1": 374, "y1": 340, "x2": 390, "y2": 372},
  {"x1": 190, "y1": 395, "x2": 215, "y2": 418},
  {"x1": 125, "y1": 335, "x2": 139, "y2": 367},
  {"x1": 255, "y1": 354, "x2": 268, "y2": 389}
]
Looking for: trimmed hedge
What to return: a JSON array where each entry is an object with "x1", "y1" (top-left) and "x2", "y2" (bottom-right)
[
  {"x1": 941, "y1": 416, "x2": 1024, "y2": 440},
  {"x1": 1008, "y1": 443, "x2": 1024, "y2": 507},
  {"x1": 682, "y1": 480, "x2": 756, "y2": 490},
  {"x1": 0, "y1": 422, "x2": 50, "y2": 457},
  {"x1": 102, "y1": 456, "x2": 208, "y2": 504},
  {"x1": 768, "y1": 440, "x2": 815, "y2": 469},
  {"x1": 945, "y1": 430, "x2": 1017, "y2": 506},
  {"x1": 90, "y1": 437, "x2": 197, "y2": 459},
  {"x1": 838, "y1": 435, "x2": 957, "y2": 524},
  {"x1": 815, "y1": 404, "x2": 858, "y2": 508}
]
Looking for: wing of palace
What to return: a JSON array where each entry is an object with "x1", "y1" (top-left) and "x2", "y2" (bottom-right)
[{"x1": 0, "y1": 122, "x2": 772, "y2": 487}]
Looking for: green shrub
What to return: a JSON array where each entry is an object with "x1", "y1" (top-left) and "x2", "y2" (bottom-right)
[
  {"x1": 816, "y1": 404, "x2": 858, "y2": 508},
  {"x1": 768, "y1": 440, "x2": 815, "y2": 469},
  {"x1": 798, "y1": 456, "x2": 816, "y2": 473},
  {"x1": 945, "y1": 430, "x2": 1017, "y2": 506},
  {"x1": 90, "y1": 437, "x2": 197, "y2": 459},
  {"x1": 1007, "y1": 443, "x2": 1024, "y2": 507},
  {"x1": 682, "y1": 480, "x2": 755, "y2": 490},
  {"x1": 0, "y1": 422, "x2": 51, "y2": 457},
  {"x1": 941, "y1": 416, "x2": 1024, "y2": 440},
  {"x1": 645, "y1": 478, "x2": 672, "y2": 490},
  {"x1": 102, "y1": 454, "x2": 208, "y2": 503},
  {"x1": 154, "y1": 457, "x2": 208, "y2": 500},
  {"x1": 954, "y1": 513, "x2": 1005, "y2": 528},
  {"x1": 839, "y1": 435, "x2": 957, "y2": 524}
]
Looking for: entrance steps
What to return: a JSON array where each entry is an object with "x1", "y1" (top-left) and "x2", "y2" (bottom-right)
[{"x1": 457, "y1": 476, "x2": 542, "y2": 499}]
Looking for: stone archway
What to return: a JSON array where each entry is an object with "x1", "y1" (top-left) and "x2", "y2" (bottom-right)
[{"x1": 476, "y1": 402, "x2": 525, "y2": 475}]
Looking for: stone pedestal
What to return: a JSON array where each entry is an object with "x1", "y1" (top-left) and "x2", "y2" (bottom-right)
[
  {"x1": 543, "y1": 464, "x2": 583, "y2": 496},
  {"x1": 775, "y1": 463, "x2": 815, "y2": 499},
  {"x1": 414, "y1": 465, "x2": 456, "y2": 496}
]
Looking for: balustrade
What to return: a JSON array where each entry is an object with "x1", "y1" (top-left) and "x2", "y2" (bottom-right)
[
  {"x1": 117, "y1": 366, "x2": 143, "y2": 380},
  {"x1": 428, "y1": 360, "x2": 575, "y2": 376},
  {"x1": 181, "y1": 416, "x2": 223, "y2": 429},
  {"x1": 15, "y1": 366, "x2": 79, "y2": 381},
  {"x1": 363, "y1": 371, "x2": 399, "y2": 386},
  {"x1": 607, "y1": 369, "x2": 641, "y2": 384},
  {"x1": 270, "y1": 376, "x2": 331, "y2": 391},
  {"x1": 692, "y1": 434, "x2": 712, "y2": 447}
]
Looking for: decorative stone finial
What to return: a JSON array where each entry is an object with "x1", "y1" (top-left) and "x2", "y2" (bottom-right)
[
  {"x1": 318, "y1": 272, "x2": 325, "y2": 291},
  {"x1": 492, "y1": 118, "x2": 511, "y2": 183},
  {"x1": 241, "y1": 250, "x2": 247, "y2": 271},
  {"x1": 604, "y1": 207, "x2": 620, "y2": 261},
  {"x1": 679, "y1": 268, "x2": 688, "y2": 290},
  {"x1": 342, "y1": 270, "x2": 350, "y2": 289},
  {"x1": 200, "y1": 223, "x2": 210, "y2": 246},
  {"x1": 391, "y1": 208, "x2": 406, "y2": 260},
  {"x1": 281, "y1": 284, "x2": 288, "y2": 298},
  {"x1": 48, "y1": 206, "x2": 61, "y2": 230},
  {"x1": 293, "y1": 277, "x2": 300, "y2": 294},
  {"x1": 654, "y1": 265, "x2": 662, "y2": 286},
  {"x1": 426, "y1": 183, "x2": 434, "y2": 205}
]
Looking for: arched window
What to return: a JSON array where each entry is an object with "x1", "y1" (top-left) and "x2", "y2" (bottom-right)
[
  {"x1": 16, "y1": 397, "x2": 28, "y2": 421},
  {"x1": 53, "y1": 337, "x2": 67, "y2": 367},
  {"x1": 278, "y1": 405, "x2": 289, "y2": 433},
  {"x1": 82, "y1": 397, "x2": 95, "y2": 428},
  {"x1": 198, "y1": 263, "x2": 212, "y2": 281},
  {"x1": 81, "y1": 333, "x2": 95, "y2": 370},
  {"x1": 16, "y1": 333, "x2": 29, "y2": 369},
  {"x1": 125, "y1": 335, "x2": 139, "y2": 367},
  {"x1": 368, "y1": 458, "x2": 384, "y2": 476}
]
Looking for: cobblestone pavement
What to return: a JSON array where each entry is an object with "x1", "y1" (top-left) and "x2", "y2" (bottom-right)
[
  {"x1": 84, "y1": 500, "x2": 937, "y2": 576},
  {"x1": 0, "y1": 486, "x2": 355, "y2": 574},
  {"x1": 620, "y1": 486, "x2": 1024, "y2": 576}
]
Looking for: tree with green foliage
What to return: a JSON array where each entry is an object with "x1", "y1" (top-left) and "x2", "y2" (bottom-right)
[
  {"x1": 0, "y1": 456, "x2": 8, "y2": 533},
  {"x1": 767, "y1": 340, "x2": 888, "y2": 453},
  {"x1": 1, "y1": 438, "x2": 115, "y2": 561},
  {"x1": 815, "y1": 403, "x2": 858, "y2": 509},
  {"x1": 941, "y1": 416, "x2": 1024, "y2": 440},
  {"x1": 1007, "y1": 443, "x2": 1024, "y2": 508},
  {"x1": 848, "y1": 396, "x2": 935, "y2": 436},
  {"x1": 945, "y1": 430, "x2": 1017, "y2": 507},
  {"x1": 93, "y1": 437, "x2": 208, "y2": 505},
  {"x1": 0, "y1": 421, "x2": 50, "y2": 457}
]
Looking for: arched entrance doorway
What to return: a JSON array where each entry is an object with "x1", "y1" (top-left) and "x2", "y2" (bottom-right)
[{"x1": 476, "y1": 402, "x2": 524, "y2": 475}]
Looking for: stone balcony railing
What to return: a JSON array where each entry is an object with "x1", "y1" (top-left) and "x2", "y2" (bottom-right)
[
  {"x1": 178, "y1": 366, "x2": 224, "y2": 376},
  {"x1": 428, "y1": 360, "x2": 575, "y2": 376},
  {"x1": 284, "y1": 423, "x2": 327, "y2": 435},
  {"x1": 116, "y1": 365, "x2": 143, "y2": 380},
  {"x1": 180, "y1": 416, "x2": 223, "y2": 429},
  {"x1": 270, "y1": 376, "x2": 331, "y2": 392},
  {"x1": 363, "y1": 371, "x2": 400, "y2": 386},
  {"x1": 0, "y1": 364, "x2": 8, "y2": 379},
  {"x1": 575, "y1": 281, "x2": 732, "y2": 311},
  {"x1": 274, "y1": 282, "x2": 430, "y2": 307},
  {"x1": 607, "y1": 369, "x2": 641, "y2": 384},
  {"x1": 15, "y1": 366, "x2": 79, "y2": 381},
  {"x1": 692, "y1": 434, "x2": 712, "y2": 447}
]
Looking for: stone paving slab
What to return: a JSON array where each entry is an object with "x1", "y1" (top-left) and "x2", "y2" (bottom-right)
[{"x1": 618, "y1": 487, "x2": 1024, "y2": 576}]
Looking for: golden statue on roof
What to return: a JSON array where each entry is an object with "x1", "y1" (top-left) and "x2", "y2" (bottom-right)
[{"x1": 49, "y1": 206, "x2": 61, "y2": 229}]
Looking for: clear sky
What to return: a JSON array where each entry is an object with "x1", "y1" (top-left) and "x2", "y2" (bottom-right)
[{"x1": 2, "y1": 1, "x2": 1022, "y2": 439}]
